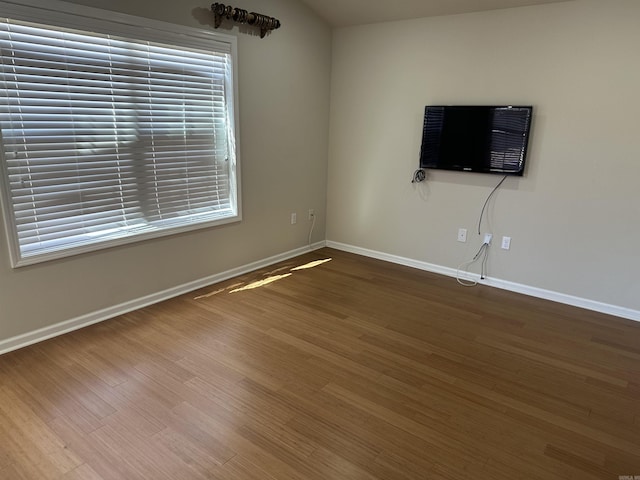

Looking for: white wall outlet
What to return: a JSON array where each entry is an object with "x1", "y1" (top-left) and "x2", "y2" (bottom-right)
[
  {"x1": 501, "y1": 236, "x2": 511, "y2": 250},
  {"x1": 484, "y1": 233, "x2": 493, "y2": 245},
  {"x1": 290, "y1": 212, "x2": 297, "y2": 224},
  {"x1": 457, "y1": 228, "x2": 467, "y2": 243},
  {"x1": 308, "y1": 209, "x2": 315, "y2": 221}
]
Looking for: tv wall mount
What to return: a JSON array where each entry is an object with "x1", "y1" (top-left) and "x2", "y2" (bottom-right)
[{"x1": 211, "y1": 3, "x2": 281, "y2": 38}]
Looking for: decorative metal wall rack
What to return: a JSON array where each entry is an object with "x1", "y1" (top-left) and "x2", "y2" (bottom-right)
[{"x1": 211, "y1": 3, "x2": 281, "y2": 38}]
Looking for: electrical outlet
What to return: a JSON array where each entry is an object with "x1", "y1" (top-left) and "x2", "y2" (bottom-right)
[
  {"x1": 290, "y1": 212, "x2": 297, "y2": 225},
  {"x1": 308, "y1": 209, "x2": 315, "y2": 221},
  {"x1": 501, "y1": 236, "x2": 511, "y2": 250},
  {"x1": 457, "y1": 228, "x2": 467, "y2": 243},
  {"x1": 483, "y1": 233, "x2": 492, "y2": 245}
]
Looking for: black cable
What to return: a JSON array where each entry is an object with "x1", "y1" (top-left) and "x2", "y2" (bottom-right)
[
  {"x1": 473, "y1": 243, "x2": 487, "y2": 261},
  {"x1": 411, "y1": 168, "x2": 426, "y2": 183},
  {"x1": 478, "y1": 175, "x2": 508, "y2": 235}
]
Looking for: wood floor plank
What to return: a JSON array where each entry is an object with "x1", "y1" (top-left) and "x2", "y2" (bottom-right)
[
  {"x1": 1, "y1": 247, "x2": 640, "y2": 479},
  {"x1": 61, "y1": 463, "x2": 105, "y2": 480}
]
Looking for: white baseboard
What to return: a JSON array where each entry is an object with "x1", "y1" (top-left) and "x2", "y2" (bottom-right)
[
  {"x1": 3, "y1": 239, "x2": 637, "y2": 356},
  {"x1": 0, "y1": 241, "x2": 327, "y2": 355},
  {"x1": 326, "y1": 240, "x2": 640, "y2": 323}
]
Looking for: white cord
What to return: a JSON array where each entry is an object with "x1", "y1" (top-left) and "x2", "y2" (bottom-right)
[
  {"x1": 480, "y1": 243, "x2": 489, "y2": 279},
  {"x1": 456, "y1": 261, "x2": 478, "y2": 287},
  {"x1": 456, "y1": 243, "x2": 489, "y2": 287},
  {"x1": 308, "y1": 212, "x2": 316, "y2": 248}
]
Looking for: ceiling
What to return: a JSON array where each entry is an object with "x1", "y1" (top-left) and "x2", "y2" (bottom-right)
[{"x1": 298, "y1": 0, "x2": 571, "y2": 27}]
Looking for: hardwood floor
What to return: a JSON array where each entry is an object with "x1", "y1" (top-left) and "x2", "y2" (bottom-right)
[{"x1": 1, "y1": 247, "x2": 639, "y2": 479}]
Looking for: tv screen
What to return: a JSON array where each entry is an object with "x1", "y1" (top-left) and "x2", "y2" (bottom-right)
[{"x1": 419, "y1": 105, "x2": 533, "y2": 176}]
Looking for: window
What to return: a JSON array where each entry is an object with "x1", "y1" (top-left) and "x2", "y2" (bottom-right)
[{"x1": 0, "y1": 1, "x2": 240, "y2": 267}]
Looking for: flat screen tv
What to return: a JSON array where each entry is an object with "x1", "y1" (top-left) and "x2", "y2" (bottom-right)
[{"x1": 419, "y1": 105, "x2": 533, "y2": 176}]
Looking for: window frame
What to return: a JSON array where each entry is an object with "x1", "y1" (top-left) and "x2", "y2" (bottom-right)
[{"x1": 0, "y1": 0, "x2": 242, "y2": 268}]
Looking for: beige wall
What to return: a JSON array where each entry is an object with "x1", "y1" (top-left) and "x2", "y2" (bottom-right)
[
  {"x1": 327, "y1": 0, "x2": 640, "y2": 311},
  {"x1": 2, "y1": 0, "x2": 639, "y2": 345},
  {"x1": 0, "y1": 0, "x2": 331, "y2": 340}
]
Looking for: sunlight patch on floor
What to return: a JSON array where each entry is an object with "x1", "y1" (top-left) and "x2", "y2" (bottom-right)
[
  {"x1": 290, "y1": 258, "x2": 332, "y2": 271},
  {"x1": 194, "y1": 282, "x2": 244, "y2": 299},
  {"x1": 229, "y1": 274, "x2": 292, "y2": 293},
  {"x1": 193, "y1": 287, "x2": 227, "y2": 300},
  {"x1": 263, "y1": 265, "x2": 294, "y2": 276},
  {"x1": 195, "y1": 258, "x2": 332, "y2": 299}
]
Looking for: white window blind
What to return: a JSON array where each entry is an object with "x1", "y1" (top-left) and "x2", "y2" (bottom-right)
[{"x1": 0, "y1": 2, "x2": 239, "y2": 267}]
